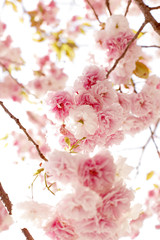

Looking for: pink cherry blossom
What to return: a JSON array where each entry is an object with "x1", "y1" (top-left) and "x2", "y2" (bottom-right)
[
  {"x1": 0, "y1": 200, "x2": 13, "y2": 232},
  {"x1": 105, "y1": 15, "x2": 130, "y2": 36},
  {"x1": 85, "y1": 0, "x2": 106, "y2": 15},
  {"x1": 0, "y1": 40, "x2": 23, "y2": 68},
  {"x1": 91, "y1": 80, "x2": 118, "y2": 107},
  {"x1": 76, "y1": 65, "x2": 106, "y2": 90},
  {"x1": 13, "y1": 201, "x2": 52, "y2": 227},
  {"x1": 45, "y1": 91, "x2": 74, "y2": 120},
  {"x1": 65, "y1": 105, "x2": 98, "y2": 139},
  {"x1": 117, "y1": 92, "x2": 131, "y2": 116},
  {"x1": 28, "y1": 61, "x2": 67, "y2": 97},
  {"x1": 0, "y1": 22, "x2": 6, "y2": 37},
  {"x1": 98, "y1": 181, "x2": 134, "y2": 220},
  {"x1": 130, "y1": 88, "x2": 156, "y2": 117},
  {"x1": 104, "y1": 130, "x2": 124, "y2": 148},
  {"x1": 33, "y1": 1, "x2": 59, "y2": 27},
  {"x1": 75, "y1": 90, "x2": 102, "y2": 112},
  {"x1": 58, "y1": 187, "x2": 101, "y2": 220},
  {"x1": 43, "y1": 150, "x2": 78, "y2": 184},
  {"x1": 122, "y1": 115, "x2": 145, "y2": 135},
  {"x1": 45, "y1": 215, "x2": 78, "y2": 240},
  {"x1": 78, "y1": 151, "x2": 116, "y2": 194},
  {"x1": 0, "y1": 76, "x2": 22, "y2": 102},
  {"x1": 98, "y1": 103, "x2": 123, "y2": 136}
]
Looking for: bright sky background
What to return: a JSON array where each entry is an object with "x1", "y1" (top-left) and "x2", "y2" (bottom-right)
[{"x1": 0, "y1": 0, "x2": 160, "y2": 239}]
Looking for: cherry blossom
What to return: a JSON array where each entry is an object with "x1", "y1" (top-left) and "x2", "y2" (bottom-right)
[
  {"x1": 45, "y1": 90, "x2": 74, "y2": 121},
  {"x1": 77, "y1": 151, "x2": 116, "y2": 194},
  {"x1": 0, "y1": 200, "x2": 13, "y2": 232},
  {"x1": 45, "y1": 215, "x2": 77, "y2": 240},
  {"x1": 65, "y1": 105, "x2": 98, "y2": 139}
]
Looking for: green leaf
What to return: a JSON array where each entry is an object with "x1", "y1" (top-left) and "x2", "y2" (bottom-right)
[{"x1": 133, "y1": 61, "x2": 149, "y2": 79}]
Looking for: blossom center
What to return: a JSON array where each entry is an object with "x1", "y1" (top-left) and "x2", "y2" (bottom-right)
[{"x1": 78, "y1": 119, "x2": 84, "y2": 124}]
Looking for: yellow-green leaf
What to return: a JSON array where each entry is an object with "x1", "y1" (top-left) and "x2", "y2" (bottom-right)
[
  {"x1": 33, "y1": 168, "x2": 44, "y2": 176},
  {"x1": 33, "y1": 31, "x2": 45, "y2": 42},
  {"x1": 146, "y1": 171, "x2": 154, "y2": 180},
  {"x1": 133, "y1": 61, "x2": 149, "y2": 79},
  {"x1": 64, "y1": 137, "x2": 70, "y2": 147},
  {"x1": 61, "y1": 44, "x2": 75, "y2": 61},
  {"x1": 5, "y1": 0, "x2": 18, "y2": 11},
  {"x1": 82, "y1": 22, "x2": 92, "y2": 27},
  {"x1": 52, "y1": 42, "x2": 62, "y2": 60},
  {"x1": 153, "y1": 184, "x2": 159, "y2": 189},
  {"x1": 0, "y1": 134, "x2": 8, "y2": 141},
  {"x1": 132, "y1": 29, "x2": 146, "y2": 39},
  {"x1": 79, "y1": 27, "x2": 85, "y2": 34}
]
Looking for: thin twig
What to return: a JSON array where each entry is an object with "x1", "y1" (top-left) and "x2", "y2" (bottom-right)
[
  {"x1": 85, "y1": 0, "x2": 102, "y2": 25},
  {"x1": 21, "y1": 228, "x2": 34, "y2": 240},
  {"x1": 0, "y1": 61, "x2": 38, "y2": 99},
  {"x1": 136, "y1": 119, "x2": 160, "y2": 176},
  {"x1": 0, "y1": 101, "x2": 48, "y2": 162},
  {"x1": 124, "y1": 0, "x2": 132, "y2": 16},
  {"x1": 0, "y1": 182, "x2": 12, "y2": 215},
  {"x1": 149, "y1": 126, "x2": 160, "y2": 157},
  {"x1": 105, "y1": 0, "x2": 112, "y2": 16},
  {"x1": 150, "y1": 6, "x2": 160, "y2": 11},
  {"x1": 141, "y1": 45, "x2": 160, "y2": 48},
  {"x1": 106, "y1": 21, "x2": 146, "y2": 79}
]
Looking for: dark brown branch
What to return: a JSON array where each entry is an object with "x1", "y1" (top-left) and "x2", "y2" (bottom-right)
[
  {"x1": 0, "y1": 182, "x2": 12, "y2": 215},
  {"x1": 134, "y1": 0, "x2": 160, "y2": 36},
  {"x1": 106, "y1": 21, "x2": 146, "y2": 78},
  {"x1": 0, "y1": 101, "x2": 48, "y2": 162},
  {"x1": 22, "y1": 228, "x2": 34, "y2": 240},
  {"x1": 150, "y1": 6, "x2": 160, "y2": 11},
  {"x1": 105, "y1": 0, "x2": 112, "y2": 16},
  {"x1": 85, "y1": 0, "x2": 102, "y2": 25},
  {"x1": 124, "y1": 0, "x2": 132, "y2": 16},
  {"x1": 141, "y1": 45, "x2": 160, "y2": 48}
]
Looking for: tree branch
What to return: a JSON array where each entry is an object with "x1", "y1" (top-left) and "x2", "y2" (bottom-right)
[
  {"x1": 141, "y1": 45, "x2": 160, "y2": 48},
  {"x1": 0, "y1": 182, "x2": 12, "y2": 215},
  {"x1": 0, "y1": 101, "x2": 48, "y2": 162},
  {"x1": 150, "y1": 6, "x2": 160, "y2": 11},
  {"x1": 134, "y1": 0, "x2": 160, "y2": 36},
  {"x1": 124, "y1": 0, "x2": 132, "y2": 16},
  {"x1": 85, "y1": 0, "x2": 102, "y2": 25},
  {"x1": 106, "y1": 21, "x2": 146, "y2": 78},
  {"x1": 21, "y1": 228, "x2": 34, "y2": 240},
  {"x1": 105, "y1": 0, "x2": 112, "y2": 16}
]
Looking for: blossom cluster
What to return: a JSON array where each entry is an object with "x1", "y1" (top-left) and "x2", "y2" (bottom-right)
[
  {"x1": 18, "y1": 150, "x2": 136, "y2": 240},
  {"x1": 27, "y1": 55, "x2": 68, "y2": 98},
  {"x1": 0, "y1": 22, "x2": 23, "y2": 68},
  {"x1": 40, "y1": 15, "x2": 160, "y2": 239},
  {"x1": 45, "y1": 65, "x2": 160, "y2": 152},
  {"x1": 95, "y1": 15, "x2": 142, "y2": 84}
]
